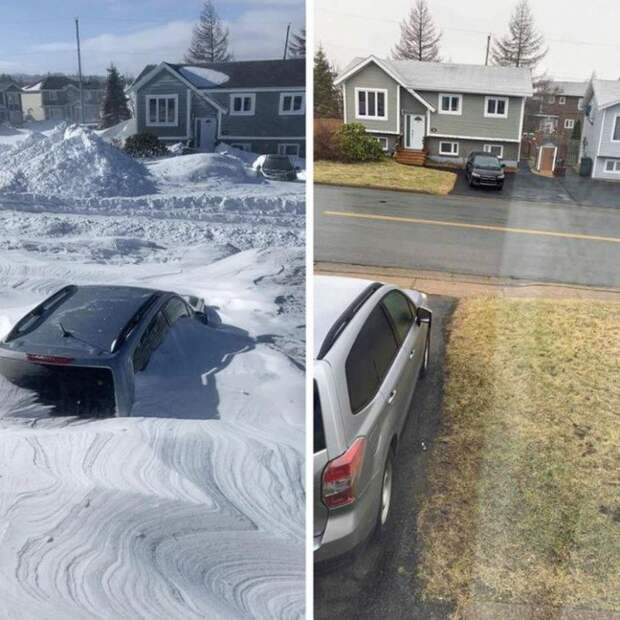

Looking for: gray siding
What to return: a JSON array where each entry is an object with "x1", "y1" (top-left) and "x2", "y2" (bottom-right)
[
  {"x1": 343, "y1": 63, "x2": 400, "y2": 133},
  {"x1": 426, "y1": 137, "x2": 519, "y2": 166},
  {"x1": 582, "y1": 98, "x2": 620, "y2": 180},
  {"x1": 598, "y1": 103, "x2": 620, "y2": 158},
  {"x1": 593, "y1": 156, "x2": 620, "y2": 181}
]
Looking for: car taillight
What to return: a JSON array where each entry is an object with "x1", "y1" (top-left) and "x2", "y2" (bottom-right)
[
  {"x1": 322, "y1": 437, "x2": 366, "y2": 509},
  {"x1": 27, "y1": 353, "x2": 74, "y2": 365}
]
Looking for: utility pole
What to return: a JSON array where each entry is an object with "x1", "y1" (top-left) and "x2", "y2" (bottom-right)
[
  {"x1": 75, "y1": 17, "x2": 85, "y2": 125},
  {"x1": 283, "y1": 23, "x2": 291, "y2": 60},
  {"x1": 485, "y1": 34, "x2": 491, "y2": 66}
]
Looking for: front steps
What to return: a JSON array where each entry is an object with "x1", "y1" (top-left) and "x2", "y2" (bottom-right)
[{"x1": 395, "y1": 148, "x2": 427, "y2": 166}]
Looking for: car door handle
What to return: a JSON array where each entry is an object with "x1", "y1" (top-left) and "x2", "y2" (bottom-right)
[
  {"x1": 387, "y1": 389, "x2": 397, "y2": 405},
  {"x1": 409, "y1": 349, "x2": 415, "y2": 360}
]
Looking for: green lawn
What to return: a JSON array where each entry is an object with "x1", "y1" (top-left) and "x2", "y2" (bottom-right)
[
  {"x1": 314, "y1": 159, "x2": 457, "y2": 195},
  {"x1": 417, "y1": 298, "x2": 620, "y2": 614}
]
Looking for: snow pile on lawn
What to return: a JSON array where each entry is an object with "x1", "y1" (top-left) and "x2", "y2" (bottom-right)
[
  {"x1": 149, "y1": 152, "x2": 259, "y2": 185},
  {"x1": 97, "y1": 117, "x2": 137, "y2": 146},
  {"x1": 0, "y1": 124, "x2": 155, "y2": 198}
]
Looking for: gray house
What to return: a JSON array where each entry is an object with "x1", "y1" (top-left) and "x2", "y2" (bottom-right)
[
  {"x1": 0, "y1": 80, "x2": 23, "y2": 125},
  {"x1": 335, "y1": 55, "x2": 533, "y2": 167},
  {"x1": 127, "y1": 58, "x2": 305, "y2": 157},
  {"x1": 580, "y1": 79, "x2": 620, "y2": 181}
]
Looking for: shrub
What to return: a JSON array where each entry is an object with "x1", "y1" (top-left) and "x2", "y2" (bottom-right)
[
  {"x1": 314, "y1": 118, "x2": 343, "y2": 161},
  {"x1": 124, "y1": 133, "x2": 169, "y2": 158},
  {"x1": 337, "y1": 123, "x2": 384, "y2": 162}
]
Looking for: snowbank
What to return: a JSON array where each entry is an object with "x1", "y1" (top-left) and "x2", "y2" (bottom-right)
[
  {"x1": 97, "y1": 118, "x2": 137, "y2": 146},
  {"x1": 0, "y1": 125, "x2": 155, "y2": 198}
]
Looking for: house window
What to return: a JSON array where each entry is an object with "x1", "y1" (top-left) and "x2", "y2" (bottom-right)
[
  {"x1": 438, "y1": 93, "x2": 462, "y2": 115},
  {"x1": 438, "y1": 141, "x2": 459, "y2": 156},
  {"x1": 484, "y1": 96, "x2": 509, "y2": 118},
  {"x1": 230, "y1": 93, "x2": 255, "y2": 116},
  {"x1": 548, "y1": 95, "x2": 555, "y2": 103},
  {"x1": 577, "y1": 97, "x2": 584, "y2": 111},
  {"x1": 278, "y1": 143, "x2": 300, "y2": 157},
  {"x1": 355, "y1": 88, "x2": 387, "y2": 120},
  {"x1": 375, "y1": 136, "x2": 389, "y2": 151},
  {"x1": 146, "y1": 95, "x2": 178, "y2": 126},
  {"x1": 564, "y1": 118, "x2": 575, "y2": 130},
  {"x1": 604, "y1": 159, "x2": 620, "y2": 173},
  {"x1": 612, "y1": 115, "x2": 620, "y2": 142},
  {"x1": 483, "y1": 144, "x2": 504, "y2": 158},
  {"x1": 47, "y1": 91, "x2": 58, "y2": 101},
  {"x1": 279, "y1": 92, "x2": 305, "y2": 115},
  {"x1": 6, "y1": 92, "x2": 20, "y2": 111},
  {"x1": 230, "y1": 143, "x2": 252, "y2": 152},
  {"x1": 558, "y1": 96, "x2": 566, "y2": 105}
]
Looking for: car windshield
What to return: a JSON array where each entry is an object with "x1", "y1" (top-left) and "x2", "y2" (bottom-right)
[
  {"x1": 473, "y1": 155, "x2": 501, "y2": 170},
  {"x1": 264, "y1": 156, "x2": 293, "y2": 171}
]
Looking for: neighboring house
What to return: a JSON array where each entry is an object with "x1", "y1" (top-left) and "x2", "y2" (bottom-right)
[
  {"x1": 127, "y1": 59, "x2": 305, "y2": 157},
  {"x1": 334, "y1": 55, "x2": 533, "y2": 167},
  {"x1": 524, "y1": 80, "x2": 586, "y2": 137},
  {"x1": 580, "y1": 79, "x2": 620, "y2": 181},
  {"x1": 21, "y1": 76, "x2": 104, "y2": 125},
  {"x1": 0, "y1": 80, "x2": 23, "y2": 125}
]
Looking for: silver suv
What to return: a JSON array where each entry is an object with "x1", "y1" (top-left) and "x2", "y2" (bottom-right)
[{"x1": 314, "y1": 276, "x2": 432, "y2": 563}]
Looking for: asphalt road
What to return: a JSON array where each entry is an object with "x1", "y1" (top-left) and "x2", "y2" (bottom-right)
[
  {"x1": 314, "y1": 295, "x2": 457, "y2": 620},
  {"x1": 315, "y1": 185, "x2": 620, "y2": 288}
]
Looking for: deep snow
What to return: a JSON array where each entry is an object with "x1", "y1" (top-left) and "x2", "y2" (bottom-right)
[{"x1": 0, "y1": 124, "x2": 305, "y2": 619}]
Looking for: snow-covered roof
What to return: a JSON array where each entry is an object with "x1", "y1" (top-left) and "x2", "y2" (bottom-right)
[
  {"x1": 589, "y1": 79, "x2": 620, "y2": 109},
  {"x1": 23, "y1": 81, "x2": 42, "y2": 92},
  {"x1": 178, "y1": 66, "x2": 230, "y2": 88},
  {"x1": 548, "y1": 80, "x2": 587, "y2": 98},
  {"x1": 336, "y1": 56, "x2": 533, "y2": 97}
]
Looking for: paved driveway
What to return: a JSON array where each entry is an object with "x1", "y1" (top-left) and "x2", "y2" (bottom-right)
[
  {"x1": 450, "y1": 162, "x2": 619, "y2": 208},
  {"x1": 314, "y1": 295, "x2": 457, "y2": 620}
]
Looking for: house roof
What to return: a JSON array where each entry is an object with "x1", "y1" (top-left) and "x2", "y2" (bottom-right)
[
  {"x1": 336, "y1": 56, "x2": 533, "y2": 97},
  {"x1": 548, "y1": 80, "x2": 587, "y2": 98},
  {"x1": 23, "y1": 76, "x2": 103, "y2": 91},
  {"x1": 0, "y1": 80, "x2": 21, "y2": 92},
  {"x1": 131, "y1": 58, "x2": 305, "y2": 91},
  {"x1": 587, "y1": 79, "x2": 620, "y2": 109}
]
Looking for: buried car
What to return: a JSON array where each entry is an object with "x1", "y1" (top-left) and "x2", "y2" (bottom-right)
[
  {"x1": 465, "y1": 150, "x2": 506, "y2": 189},
  {"x1": 314, "y1": 276, "x2": 432, "y2": 564},
  {"x1": 255, "y1": 154, "x2": 298, "y2": 181},
  {"x1": 0, "y1": 285, "x2": 210, "y2": 417}
]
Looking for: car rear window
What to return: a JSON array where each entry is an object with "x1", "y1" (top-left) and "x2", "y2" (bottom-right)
[
  {"x1": 163, "y1": 298, "x2": 190, "y2": 325},
  {"x1": 264, "y1": 156, "x2": 293, "y2": 171},
  {"x1": 381, "y1": 290, "x2": 414, "y2": 344},
  {"x1": 345, "y1": 304, "x2": 399, "y2": 413},
  {"x1": 133, "y1": 311, "x2": 169, "y2": 372},
  {"x1": 314, "y1": 381, "x2": 326, "y2": 453}
]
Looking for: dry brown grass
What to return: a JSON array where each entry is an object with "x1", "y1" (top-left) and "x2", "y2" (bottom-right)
[
  {"x1": 314, "y1": 159, "x2": 457, "y2": 194},
  {"x1": 417, "y1": 298, "x2": 620, "y2": 614}
]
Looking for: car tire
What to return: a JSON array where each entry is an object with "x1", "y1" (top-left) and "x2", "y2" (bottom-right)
[
  {"x1": 376, "y1": 450, "x2": 394, "y2": 534},
  {"x1": 420, "y1": 333, "x2": 430, "y2": 378}
]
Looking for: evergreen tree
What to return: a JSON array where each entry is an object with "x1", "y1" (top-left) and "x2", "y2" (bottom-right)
[
  {"x1": 288, "y1": 28, "x2": 306, "y2": 58},
  {"x1": 314, "y1": 46, "x2": 341, "y2": 118},
  {"x1": 392, "y1": 0, "x2": 441, "y2": 62},
  {"x1": 571, "y1": 118, "x2": 582, "y2": 140},
  {"x1": 185, "y1": 0, "x2": 232, "y2": 64},
  {"x1": 491, "y1": 0, "x2": 547, "y2": 69},
  {"x1": 100, "y1": 64, "x2": 131, "y2": 129}
]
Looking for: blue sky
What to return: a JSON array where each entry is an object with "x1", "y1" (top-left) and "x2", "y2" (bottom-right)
[{"x1": 0, "y1": 0, "x2": 305, "y2": 77}]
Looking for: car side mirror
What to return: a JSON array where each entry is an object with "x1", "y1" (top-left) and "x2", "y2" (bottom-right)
[
  {"x1": 501, "y1": 163, "x2": 506, "y2": 168},
  {"x1": 416, "y1": 307, "x2": 432, "y2": 325},
  {"x1": 195, "y1": 311, "x2": 210, "y2": 325}
]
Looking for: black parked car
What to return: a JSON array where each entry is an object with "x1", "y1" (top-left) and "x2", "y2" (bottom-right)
[
  {"x1": 465, "y1": 151, "x2": 506, "y2": 190},
  {"x1": 256, "y1": 154, "x2": 298, "y2": 181}
]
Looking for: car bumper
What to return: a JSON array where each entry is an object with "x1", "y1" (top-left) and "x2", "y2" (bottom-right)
[
  {"x1": 314, "y1": 471, "x2": 382, "y2": 564},
  {"x1": 470, "y1": 176, "x2": 503, "y2": 187}
]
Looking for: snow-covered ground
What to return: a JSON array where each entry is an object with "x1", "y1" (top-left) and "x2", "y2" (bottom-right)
[{"x1": 0, "y1": 124, "x2": 305, "y2": 619}]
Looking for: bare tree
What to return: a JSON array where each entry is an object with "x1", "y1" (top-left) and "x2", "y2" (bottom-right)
[
  {"x1": 185, "y1": 0, "x2": 233, "y2": 64},
  {"x1": 491, "y1": 0, "x2": 547, "y2": 69},
  {"x1": 288, "y1": 29, "x2": 306, "y2": 58},
  {"x1": 392, "y1": 0, "x2": 442, "y2": 62}
]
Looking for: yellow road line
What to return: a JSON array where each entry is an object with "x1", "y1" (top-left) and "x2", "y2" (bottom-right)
[{"x1": 323, "y1": 210, "x2": 620, "y2": 244}]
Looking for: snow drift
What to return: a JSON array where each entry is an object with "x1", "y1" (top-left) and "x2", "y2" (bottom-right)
[{"x1": 0, "y1": 125, "x2": 155, "y2": 198}]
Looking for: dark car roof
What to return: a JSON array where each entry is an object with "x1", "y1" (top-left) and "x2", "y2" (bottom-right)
[{"x1": 6, "y1": 286, "x2": 164, "y2": 354}]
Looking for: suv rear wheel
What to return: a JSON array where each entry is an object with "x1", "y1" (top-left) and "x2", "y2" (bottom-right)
[{"x1": 376, "y1": 450, "x2": 394, "y2": 533}]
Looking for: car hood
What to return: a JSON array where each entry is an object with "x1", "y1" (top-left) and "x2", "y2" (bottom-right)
[{"x1": 473, "y1": 167, "x2": 503, "y2": 176}]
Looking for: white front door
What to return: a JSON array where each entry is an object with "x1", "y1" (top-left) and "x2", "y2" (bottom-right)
[
  {"x1": 196, "y1": 116, "x2": 217, "y2": 152},
  {"x1": 404, "y1": 114, "x2": 425, "y2": 150}
]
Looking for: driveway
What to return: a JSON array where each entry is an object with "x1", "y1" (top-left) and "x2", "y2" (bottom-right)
[
  {"x1": 314, "y1": 295, "x2": 457, "y2": 620},
  {"x1": 450, "y1": 161, "x2": 619, "y2": 208}
]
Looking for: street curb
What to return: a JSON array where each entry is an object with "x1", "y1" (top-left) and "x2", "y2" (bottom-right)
[{"x1": 314, "y1": 262, "x2": 620, "y2": 301}]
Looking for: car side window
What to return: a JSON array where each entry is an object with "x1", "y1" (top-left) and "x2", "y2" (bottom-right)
[
  {"x1": 133, "y1": 311, "x2": 169, "y2": 372},
  {"x1": 381, "y1": 290, "x2": 414, "y2": 345},
  {"x1": 345, "y1": 304, "x2": 399, "y2": 414},
  {"x1": 163, "y1": 298, "x2": 190, "y2": 326}
]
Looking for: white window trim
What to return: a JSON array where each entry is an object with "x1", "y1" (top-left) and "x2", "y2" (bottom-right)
[
  {"x1": 484, "y1": 96, "x2": 509, "y2": 119},
  {"x1": 375, "y1": 136, "x2": 389, "y2": 151},
  {"x1": 564, "y1": 118, "x2": 575, "y2": 129},
  {"x1": 354, "y1": 87, "x2": 388, "y2": 121},
  {"x1": 230, "y1": 93, "x2": 256, "y2": 116},
  {"x1": 483, "y1": 143, "x2": 504, "y2": 158},
  {"x1": 577, "y1": 97, "x2": 584, "y2": 111},
  {"x1": 230, "y1": 143, "x2": 252, "y2": 151},
  {"x1": 145, "y1": 94, "x2": 179, "y2": 127},
  {"x1": 558, "y1": 96, "x2": 566, "y2": 105},
  {"x1": 438, "y1": 141, "x2": 459, "y2": 156},
  {"x1": 279, "y1": 92, "x2": 305, "y2": 116},
  {"x1": 548, "y1": 95, "x2": 556, "y2": 103},
  {"x1": 278, "y1": 143, "x2": 300, "y2": 157},
  {"x1": 611, "y1": 114, "x2": 620, "y2": 143},
  {"x1": 604, "y1": 159, "x2": 620, "y2": 173},
  {"x1": 438, "y1": 93, "x2": 463, "y2": 116}
]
